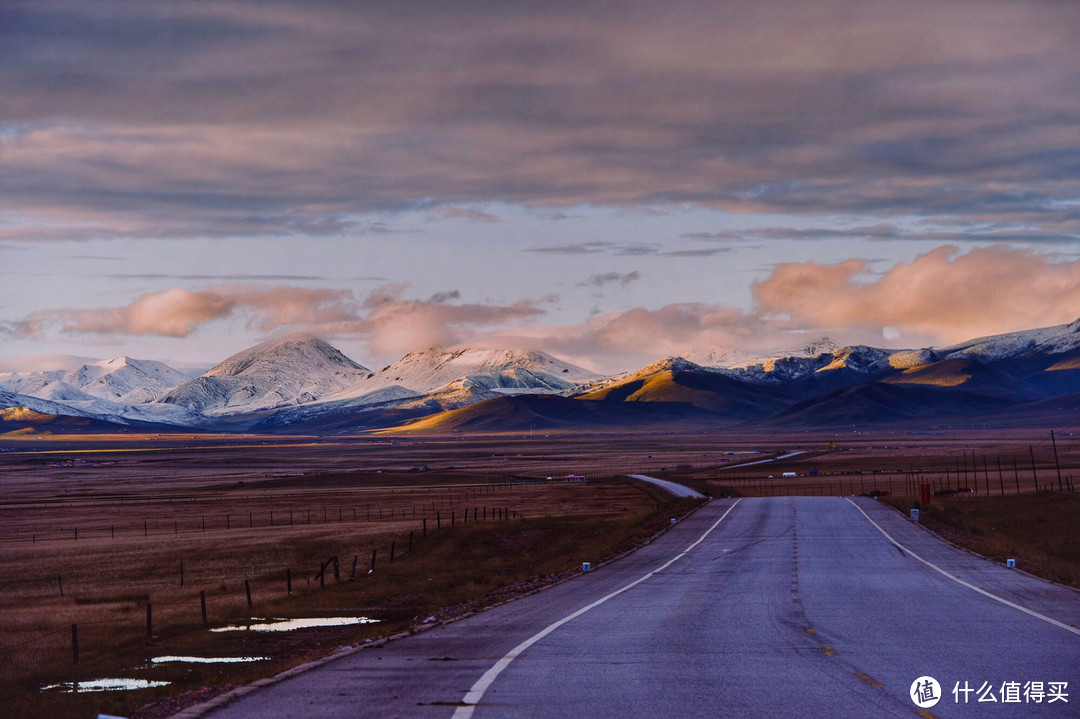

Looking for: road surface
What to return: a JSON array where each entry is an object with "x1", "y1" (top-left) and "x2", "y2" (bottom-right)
[
  {"x1": 627, "y1": 474, "x2": 705, "y2": 498},
  {"x1": 196, "y1": 497, "x2": 1080, "y2": 719}
]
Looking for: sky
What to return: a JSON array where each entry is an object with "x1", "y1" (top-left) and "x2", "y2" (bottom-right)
[{"x1": 2, "y1": 0, "x2": 1079, "y2": 375}]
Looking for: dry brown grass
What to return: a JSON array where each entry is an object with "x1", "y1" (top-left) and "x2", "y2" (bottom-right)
[
  {"x1": 0, "y1": 437, "x2": 687, "y2": 719},
  {"x1": 1, "y1": 429, "x2": 1075, "y2": 718},
  {"x1": 884, "y1": 492, "x2": 1080, "y2": 588}
]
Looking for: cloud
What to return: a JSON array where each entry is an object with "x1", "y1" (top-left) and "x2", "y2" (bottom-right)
[
  {"x1": 526, "y1": 242, "x2": 616, "y2": 255},
  {"x1": 427, "y1": 290, "x2": 462, "y2": 303},
  {"x1": 345, "y1": 285, "x2": 552, "y2": 356},
  {"x1": 465, "y1": 245, "x2": 1080, "y2": 370},
  {"x1": 104, "y1": 273, "x2": 330, "y2": 281},
  {"x1": 429, "y1": 208, "x2": 501, "y2": 223},
  {"x1": 3, "y1": 0, "x2": 1077, "y2": 240},
  {"x1": 683, "y1": 223, "x2": 1080, "y2": 245},
  {"x1": 18, "y1": 288, "x2": 238, "y2": 338},
  {"x1": 7, "y1": 283, "x2": 554, "y2": 360},
  {"x1": 526, "y1": 242, "x2": 660, "y2": 256},
  {"x1": 7, "y1": 243, "x2": 1077, "y2": 371},
  {"x1": 752, "y1": 245, "x2": 1080, "y2": 344},
  {"x1": 0, "y1": 353, "x2": 99, "y2": 373},
  {"x1": 577, "y1": 271, "x2": 641, "y2": 289},
  {"x1": 483, "y1": 303, "x2": 781, "y2": 373},
  {"x1": 660, "y1": 248, "x2": 733, "y2": 257}
]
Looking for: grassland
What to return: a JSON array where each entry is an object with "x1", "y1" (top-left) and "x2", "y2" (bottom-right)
[
  {"x1": 0, "y1": 428, "x2": 1076, "y2": 718},
  {"x1": 884, "y1": 492, "x2": 1080, "y2": 588}
]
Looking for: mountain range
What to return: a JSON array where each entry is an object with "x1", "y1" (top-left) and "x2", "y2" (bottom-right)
[{"x1": 2, "y1": 319, "x2": 1079, "y2": 434}]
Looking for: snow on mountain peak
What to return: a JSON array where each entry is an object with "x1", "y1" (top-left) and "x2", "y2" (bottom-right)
[
  {"x1": 938, "y1": 319, "x2": 1080, "y2": 360},
  {"x1": 330, "y1": 346, "x2": 598, "y2": 399},
  {"x1": 0, "y1": 355, "x2": 190, "y2": 404},
  {"x1": 204, "y1": 332, "x2": 367, "y2": 378},
  {"x1": 161, "y1": 333, "x2": 371, "y2": 415}
]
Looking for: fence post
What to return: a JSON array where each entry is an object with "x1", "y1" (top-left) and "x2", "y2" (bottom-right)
[
  {"x1": 350, "y1": 555, "x2": 358, "y2": 580},
  {"x1": 423, "y1": 518, "x2": 427, "y2": 537},
  {"x1": 244, "y1": 579, "x2": 253, "y2": 609},
  {"x1": 1030, "y1": 446, "x2": 1039, "y2": 491},
  {"x1": 390, "y1": 542, "x2": 396, "y2": 564},
  {"x1": 370, "y1": 548, "x2": 377, "y2": 572},
  {"x1": 147, "y1": 601, "x2": 153, "y2": 640},
  {"x1": 1052, "y1": 430, "x2": 1064, "y2": 492},
  {"x1": 333, "y1": 557, "x2": 340, "y2": 583},
  {"x1": 58, "y1": 574, "x2": 64, "y2": 598},
  {"x1": 287, "y1": 568, "x2": 292, "y2": 595},
  {"x1": 200, "y1": 591, "x2": 208, "y2": 625}
]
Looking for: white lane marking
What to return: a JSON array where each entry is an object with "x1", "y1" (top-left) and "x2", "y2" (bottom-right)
[
  {"x1": 845, "y1": 498, "x2": 1080, "y2": 637},
  {"x1": 451, "y1": 499, "x2": 743, "y2": 718}
]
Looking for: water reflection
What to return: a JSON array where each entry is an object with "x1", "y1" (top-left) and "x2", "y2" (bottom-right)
[
  {"x1": 209, "y1": 616, "x2": 380, "y2": 632},
  {"x1": 41, "y1": 678, "x2": 171, "y2": 693},
  {"x1": 150, "y1": 655, "x2": 270, "y2": 664}
]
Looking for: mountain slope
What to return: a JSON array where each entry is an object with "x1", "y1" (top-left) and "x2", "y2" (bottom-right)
[
  {"x1": 0, "y1": 357, "x2": 189, "y2": 404},
  {"x1": 751, "y1": 381, "x2": 1017, "y2": 430},
  {"x1": 329, "y1": 346, "x2": 598, "y2": 399},
  {"x1": 577, "y1": 357, "x2": 785, "y2": 420},
  {"x1": 159, "y1": 333, "x2": 371, "y2": 415},
  {"x1": 389, "y1": 393, "x2": 726, "y2": 434}
]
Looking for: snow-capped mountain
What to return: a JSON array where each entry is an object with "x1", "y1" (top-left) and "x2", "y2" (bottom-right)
[
  {"x1": 934, "y1": 318, "x2": 1080, "y2": 360},
  {"x1": 0, "y1": 356, "x2": 208, "y2": 427},
  {"x1": 0, "y1": 386, "x2": 208, "y2": 429},
  {"x1": 0, "y1": 389, "x2": 98, "y2": 419},
  {"x1": 3, "y1": 318, "x2": 1078, "y2": 433},
  {"x1": 0, "y1": 356, "x2": 189, "y2": 404},
  {"x1": 159, "y1": 333, "x2": 371, "y2": 415},
  {"x1": 327, "y1": 346, "x2": 599, "y2": 400}
]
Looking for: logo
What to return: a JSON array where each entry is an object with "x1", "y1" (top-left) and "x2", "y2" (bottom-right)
[{"x1": 911, "y1": 676, "x2": 942, "y2": 708}]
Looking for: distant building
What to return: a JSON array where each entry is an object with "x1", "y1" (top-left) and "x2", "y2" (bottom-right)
[{"x1": 564, "y1": 474, "x2": 587, "y2": 482}]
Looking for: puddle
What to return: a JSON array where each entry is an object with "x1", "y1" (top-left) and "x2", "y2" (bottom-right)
[
  {"x1": 209, "y1": 616, "x2": 380, "y2": 632},
  {"x1": 41, "y1": 678, "x2": 171, "y2": 693},
  {"x1": 150, "y1": 655, "x2": 270, "y2": 664}
]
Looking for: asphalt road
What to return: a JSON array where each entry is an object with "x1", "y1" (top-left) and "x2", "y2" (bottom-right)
[
  {"x1": 627, "y1": 474, "x2": 705, "y2": 498},
  {"x1": 199, "y1": 497, "x2": 1080, "y2": 719}
]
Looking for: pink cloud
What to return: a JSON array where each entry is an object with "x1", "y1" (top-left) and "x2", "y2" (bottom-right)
[
  {"x1": 752, "y1": 245, "x2": 1080, "y2": 345},
  {"x1": 10, "y1": 246, "x2": 1078, "y2": 370},
  {"x1": 14, "y1": 284, "x2": 552, "y2": 361},
  {"x1": 338, "y1": 285, "x2": 550, "y2": 356},
  {"x1": 31, "y1": 288, "x2": 237, "y2": 338}
]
